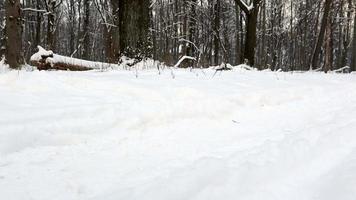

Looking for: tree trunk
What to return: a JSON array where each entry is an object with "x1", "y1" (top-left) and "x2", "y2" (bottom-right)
[
  {"x1": 260, "y1": 0, "x2": 266, "y2": 69},
  {"x1": 187, "y1": 0, "x2": 197, "y2": 58},
  {"x1": 244, "y1": 8, "x2": 258, "y2": 66},
  {"x1": 351, "y1": 7, "x2": 356, "y2": 72},
  {"x1": 323, "y1": 12, "x2": 333, "y2": 73},
  {"x1": 235, "y1": 5, "x2": 240, "y2": 65},
  {"x1": 310, "y1": 0, "x2": 332, "y2": 70},
  {"x1": 0, "y1": 1, "x2": 5, "y2": 58},
  {"x1": 104, "y1": 26, "x2": 114, "y2": 63},
  {"x1": 34, "y1": 0, "x2": 41, "y2": 48},
  {"x1": 339, "y1": 0, "x2": 351, "y2": 68},
  {"x1": 82, "y1": 0, "x2": 91, "y2": 60},
  {"x1": 5, "y1": 0, "x2": 24, "y2": 69},
  {"x1": 235, "y1": 0, "x2": 261, "y2": 67},
  {"x1": 110, "y1": 0, "x2": 119, "y2": 62},
  {"x1": 47, "y1": 0, "x2": 55, "y2": 51},
  {"x1": 117, "y1": 0, "x2": 151, "y2": 59},
  {"x1": 213, "y1": 0, "x2": 220, "y2": 65}
]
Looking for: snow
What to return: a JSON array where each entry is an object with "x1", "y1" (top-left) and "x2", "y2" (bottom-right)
[
  {"x1": 242, "y1": 0, "x2": 254, "y2": 12},
  {"x1": 0, "y1": 68, "x2": 356, "y2": 200},
  {"x1": 237, "y1": 0, "x2": 254, "y2": 12},
  {"x1": 30, "y1": 46, "x2": 54, "y2": 61},
  {"x1": 0, "y1": 57, "x2": 9, "y2": 73}
]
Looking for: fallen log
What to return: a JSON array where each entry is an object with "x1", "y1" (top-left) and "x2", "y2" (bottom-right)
[
  {"x1": 332, "y1": 66, "x2": 350, "y2": 73},
  {"x1": 30, "y1": 46, "x2": 116, "y2": 71}
]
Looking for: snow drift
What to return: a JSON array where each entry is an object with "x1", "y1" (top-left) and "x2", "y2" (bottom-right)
[{"x1": 0, "y1": 68, "x2": 356, "y2": 200}]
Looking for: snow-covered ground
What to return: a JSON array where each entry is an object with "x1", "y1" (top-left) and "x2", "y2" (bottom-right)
[{"x1": 0, "y1": 67, "x2": 356, "y2": 200}]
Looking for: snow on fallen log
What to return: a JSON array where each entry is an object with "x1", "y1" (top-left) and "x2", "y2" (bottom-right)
[
  {"x1": 30, "y1": 46, "x2": 116, "y2": 71},
  {"x1": 173, "y1": 56, "x2": 196, "y2": 68},
  {"x1": 332, "y1": 66, "x2": 350, "y2": 73},
  {"x1": 236, "y1": 64, "x2": 255, "y2": 71},
  {"x1": 311, "y1": 67, "x2": 323, "y2": 72},
  {"x1": 214, "y1": 63, "x2": 233, "y2": 71}
]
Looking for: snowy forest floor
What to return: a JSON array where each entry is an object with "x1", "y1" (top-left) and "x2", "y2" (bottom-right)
[{"x1": 0, "y1": 67, "x2": 356, "y2": 200}]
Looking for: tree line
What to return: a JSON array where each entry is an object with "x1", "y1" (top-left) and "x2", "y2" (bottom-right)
[{"x1": 1, "y1": 0, "x2": 355, "y2": 72}]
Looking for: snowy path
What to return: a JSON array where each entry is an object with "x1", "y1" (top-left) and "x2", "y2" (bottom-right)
[{"x1": 0, "y1": 69, "x2": 356, "y2": 200}]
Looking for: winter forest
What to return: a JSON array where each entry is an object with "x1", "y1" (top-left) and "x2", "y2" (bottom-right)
[
  {"x1": 0, "y1": 0, "x2": 355, "y2": 71},
  {"x1": 1, "y1": 1, "x2": 356, "y2": 200}
]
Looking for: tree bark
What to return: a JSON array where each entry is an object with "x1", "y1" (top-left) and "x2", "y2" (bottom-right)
[
  {"x1": 213, "y1": 0, "x2": 220, "y2": 65},
  {"x1": 46, "y1": 0, "x2": 55, "y2": 51},
  {"x1": 5, "y1": 0, "x2": 24, "y2": 69},
  {"x1": 117, "y1": 0, "x2": 151, "y2": 59},
  {"x1": 351, "y1": 7, "x2": 356, "y2": 72},
  {"x1": 34, "y1": 0, "x2": 41, "y2": 48},
  {"x1": 235, "y1": 5, "x2": 240, "y2": 65},
  {"x1": 109, "y1": 0, "x2": 119, "y2": 62},
  {"x1": 310, "y1": 0, "x2": 332, "y2": 70},
  {"x1": 260, "y1": 0, "x2": 266, "y2": 69},
  {"x1": 235, "y1": 0, "x2": 261, "y2": 66},
  {"x1": 187, "y1": 0, "x2": 197, "y2": 59},
  {"x1": 339, "y1": 0, "x2": 352, "y2": 69},
  {"x1": 82, "y1": 0, "x2": 91, "y2": 60},
  {"x1": 323, "y1": 12, "x2": 333, "y2": 73},
  {"x1": 68, "y1": 0, "x2": 76, "y2": 55}
]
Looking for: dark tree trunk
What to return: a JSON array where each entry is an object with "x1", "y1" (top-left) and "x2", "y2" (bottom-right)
[
  {"x1": 5, "y1": 0, "x2": 24, "y2": 69},
  {"x1": 187, "y1": 0, "x2": 197, "y2": 58},
  {"x1": 244, "y1": 8, "x2": 259, "y2": 66},
  {"x1": 104, "y1": 25, "x2": 114, "y2": 63},
  {"x1": 34, "y1": 0, "x2": 41, "y2": 48},
  {"x1": 46, "y1": 0, "x2": 55, "y2": 51},
  {"x1": 235, "y1": 0, "x2": 261, "y2": 66},
  {"x1": 117, "y1": 0, "x2": 151, "y2": 59},
  {"x1": 260, "y1": 0, "x2": 266, "y2": 69},
  {"x1": 82, "y1": 0, "x2": 91, "y2": 60},
  {"x1": 213, "y1": 0, "x2": 220, "y2": 65},
  {"x1": 107, "y1": 0, "x2": 119, "y2": 63},
  {"x1": 339, "y1": 0, "x2": 351, "y2": 69},
  {"x1": 310, "y1": 0, "x2": 332, "y2": 70},
  {"x1": 323, "y1": 12, "x2": 333, "y2": 73},
  {"x1": 68, "y1": 0, "x2": 76, "y2": 55},
  {"x1": 235, "y1": 5, "x2": 240, "y2": 65},
  {"x1": 351, "y1": 7, "x2": 356, "y2": 72}
]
